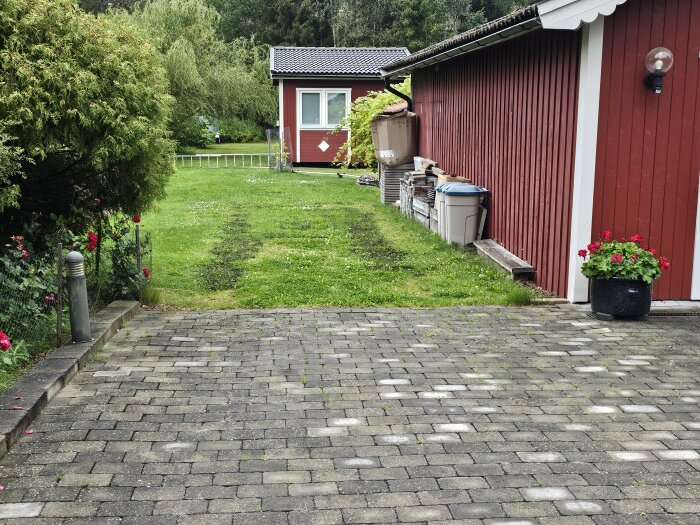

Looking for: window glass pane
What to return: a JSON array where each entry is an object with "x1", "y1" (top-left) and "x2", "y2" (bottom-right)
[
  {"x1": 326, "y1": 92, "x2": 347, "y2": 126},
  {"x1": 301, "y1": 92, "x2": 321, "y2": 125}
]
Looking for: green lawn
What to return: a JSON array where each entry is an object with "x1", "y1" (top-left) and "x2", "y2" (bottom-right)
[
  {"x1": 144, "y1": 167, "x2": 533, "y2": 309},
  {"x1": 194, "y1": 142, "x2": 269, "y2": 154}
]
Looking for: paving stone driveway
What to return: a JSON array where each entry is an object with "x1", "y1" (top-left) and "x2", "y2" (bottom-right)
[{"x1": 1, "y1": 306, "x2": 699, "y2": 525}]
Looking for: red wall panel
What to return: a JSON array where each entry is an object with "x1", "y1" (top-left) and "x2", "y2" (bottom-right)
[
  {"x1": 281, "y1": 79, "x2": 384, "y2": 163},
  {"x1": 593, "y1": 0, "x2": 700, "y2": 299},
  {"x1": 299, "y1": 130, "x2": 349, "y2": 163},
  {"x1": 412, "y1": 30, "x2": 581, "y2": 297}
]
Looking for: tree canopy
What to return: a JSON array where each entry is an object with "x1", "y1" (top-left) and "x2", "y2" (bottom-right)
[
  {"x1": 81, "y1": 1, "x2": 527, "y2": 52},
  {"x1": 74, "y1": 0, "x2": 527, "y2": 150},
  {"x1": 209, "y1": 0, "x2": 526, "y2": 50},
  {"x1": 0, "y1": 0, "x2": 174, "y2": 238},
  {"x1": 119, "y1": 0, "x2": 277, "y2": 148}
]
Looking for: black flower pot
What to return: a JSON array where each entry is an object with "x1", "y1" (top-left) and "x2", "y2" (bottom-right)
[{"x1": 590, "y1": 278, "x2": 652, "y2": 318}]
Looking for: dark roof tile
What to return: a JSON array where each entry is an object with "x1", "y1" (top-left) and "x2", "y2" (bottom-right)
[{"x1": 270, "y1": 47, "x2": 410, "y2": 78}]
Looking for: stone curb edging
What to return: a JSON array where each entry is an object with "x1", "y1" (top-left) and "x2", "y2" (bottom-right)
[{"x1": 0, "y1": 300, "x2": 140, "y2": 460}]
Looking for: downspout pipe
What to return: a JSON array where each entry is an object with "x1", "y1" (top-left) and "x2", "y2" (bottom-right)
[{"x1": 384, "y1": 76, "x2": 412, "y2": 112}]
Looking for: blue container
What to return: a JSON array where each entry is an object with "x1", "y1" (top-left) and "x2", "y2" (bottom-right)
[{"x1": 439, "y1": 183, "x2": 488, "y2": 196}]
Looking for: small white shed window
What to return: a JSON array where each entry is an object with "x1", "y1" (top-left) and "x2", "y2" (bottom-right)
[
  {"x1": 326, "y1": 92, "x2": 347, "y2": 126},
  {"x1": 301, "y1": 92, "x2": 321, "y2": 126},
  {"x1": 298, "y1": 88, "x2": 350, "y2": 129}
]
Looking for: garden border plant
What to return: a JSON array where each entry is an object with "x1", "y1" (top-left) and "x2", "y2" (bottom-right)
[{"x1": 1, "y1": 213, "x2": 154, "y2": 393}]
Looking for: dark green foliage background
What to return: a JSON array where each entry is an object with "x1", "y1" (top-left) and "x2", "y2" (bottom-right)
[{"x1": 81, "y1": 1, "x2": 528, "y2": 55}]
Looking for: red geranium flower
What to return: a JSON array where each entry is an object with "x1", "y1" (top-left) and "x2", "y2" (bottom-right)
[
  {"x1": 578, "y1": 249, "x2": 587, "y2": 258},
  {"x1": 630, "y1": 253, "x2": 638, "y2": 261},
  {"x1": 133, "y1": 215, "x2": 141, "y2": 223},
  {"x1": 143, "y1": 267, "x2": 151, "y2": 278},
  {"x1": 587, "y1": 242, "x2": 601, "y2": 254},
  {"x1": 649, "y1": 248, "x2": 657, "y2": 256},
  {"x1": 602, "y1": 230, "x2": 613, "y2": 240},
  {"x1": 611, "y1": 254, "x2": 623, "y2": 263},
  {"x1": 659, "y1": 257, "x2": 670, "y2": 271},
  {"x1": 21, "y1": 249, "x2": 30, "y2": 260},
  {"x1": 629, "y1": 234, "x2": 644, "y2": 243}
]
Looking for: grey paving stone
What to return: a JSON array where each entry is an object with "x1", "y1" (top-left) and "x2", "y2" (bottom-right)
[
  {"x1": 0, "y1": 502, "x2": 44, "y2": 519},
  {"x1": 450, "y1": 502, "x2": 506, "y2": 519},
  {"x1": 520, "y1": 487, "x2": 574, "y2": 501},
  {"x1": 263, "y1": 471, "x2": 311, "y2": 484},
  {"x1": 0, "y1": 307, "x2": 698, "y2": 524},
  {"x1": 555, "y1": 500, "x2": 611, "y2": 515},
  {"x1": 288, "y1": 510, "x2": 342, "y2": 525},
  {"x1": 334, "y1": 457, "x2": 381, "y2": 469},
  {"x1": 396, "y1": 504, "x2": 451, "y2": 522},
  {"x1": 342, "y1": 507, "x2": 397, "y2": 523}
]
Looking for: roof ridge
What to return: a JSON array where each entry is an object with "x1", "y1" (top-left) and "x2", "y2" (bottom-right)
[
  {"x1": 382, "y1": 4, "x2": 539, "y2": 74},
  {"x1": 271, "y1": 46, "x2": 410, "y2": 51}
]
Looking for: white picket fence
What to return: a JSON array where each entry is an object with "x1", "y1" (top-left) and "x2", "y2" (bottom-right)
[{"x1": 174, "y1": 153, "x2": 278, "y2": 169}]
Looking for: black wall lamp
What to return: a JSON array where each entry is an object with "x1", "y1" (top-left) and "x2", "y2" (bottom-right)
[{"x1": 644, "y1": 47, "x2": 674, "y2": 94}]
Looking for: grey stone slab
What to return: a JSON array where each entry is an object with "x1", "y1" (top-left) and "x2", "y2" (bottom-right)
[
  {"x1": 520, "y1": 487, "x2": 574, "y2": 501},
  {"x1": 0, "y1": 502, "x2": 44, "y2": 519}
]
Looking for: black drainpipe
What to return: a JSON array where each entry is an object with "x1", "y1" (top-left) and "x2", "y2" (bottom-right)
[{"x1": 384, "y1": 76, "x2": 412, "y2": 112}]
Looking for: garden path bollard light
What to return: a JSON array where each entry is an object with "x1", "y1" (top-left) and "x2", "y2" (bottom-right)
[{"x1": 65, "y1": 250, "x2": 91, "y2": 343}]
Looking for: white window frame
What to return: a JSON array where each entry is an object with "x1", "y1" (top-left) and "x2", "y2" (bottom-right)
[{"x1": 296, "y1": 88, "x2": 351, "y2": 130}]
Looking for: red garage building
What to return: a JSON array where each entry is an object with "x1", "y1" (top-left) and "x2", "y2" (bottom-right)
[
  {"x1": 381, "y1": 0, "x2": 700, "y2": 302},
  {"x1": 270, "y1": 46, "x2": 409, "y2": 165}
]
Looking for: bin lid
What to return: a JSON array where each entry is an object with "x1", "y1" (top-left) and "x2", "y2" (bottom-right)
[
  {"x1": 441, "y1": 183, "x2": 488, "y2": 196},
  {"x1": 435, "y1": 183, "x2": 455, "y2": 193}
]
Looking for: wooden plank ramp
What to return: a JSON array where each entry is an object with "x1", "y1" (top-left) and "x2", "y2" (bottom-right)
[{"x1": 473, "y1": 239, "x2": 535, "y2": 281}]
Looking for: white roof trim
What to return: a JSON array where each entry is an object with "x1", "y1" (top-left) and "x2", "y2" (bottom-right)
[{"x1": 538, "y1": 0, "x2": 628, "y2": 30}]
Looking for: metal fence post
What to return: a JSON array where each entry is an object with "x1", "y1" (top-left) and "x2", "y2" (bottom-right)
[
  {"x1": 268, "y1": 137, "x2": 272, "y2": 168},
  {"x1": 65, "y1": 251, "x2": 91, "y2": 343}
]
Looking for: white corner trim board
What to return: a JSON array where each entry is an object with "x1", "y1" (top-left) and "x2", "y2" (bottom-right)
[
  {"x1": 567, "y1": 16, "x2": 605, "y2": 303},
  {"x1": 691, "y1": 172, "x2": 700, "y2": 300},
  {"x1": 539, "y1": 0, "x2": 627, "y2": 30},
  {"x1": 278, "y1": 78, "x2": 284, "y2": 145}
]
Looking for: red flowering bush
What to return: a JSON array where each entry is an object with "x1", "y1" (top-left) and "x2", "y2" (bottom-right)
[
  {"x1": 0, "y1": 330, "x2": 10, "y2": 351},
  {"x1": 87, "y1": 231, "x2": 99, "y2": 252},
  {"x1": 579, "y1": 232, "x2": 669, "y2": 284},
  {"x1": 0, "y1": 331, "x2": 29, "y2": 369},
  {"x1": 142, "y1": 267, "x2": 151, "y2": 278}
]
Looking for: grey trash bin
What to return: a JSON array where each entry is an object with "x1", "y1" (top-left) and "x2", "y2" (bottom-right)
[{"x1": 436, "y1": 183, "x2": 488, "y2": 247}]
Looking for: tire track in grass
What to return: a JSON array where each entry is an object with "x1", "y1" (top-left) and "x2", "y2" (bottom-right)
[
  {"x1": 345, "y1": 208, "x2": 414, "y2": 270},
  {"x1": 200, "y1": 211, "x2": 261, "y2": 291}
]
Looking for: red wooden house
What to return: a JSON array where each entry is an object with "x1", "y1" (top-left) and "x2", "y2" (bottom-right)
[
  {"x1": 381, "y1": 0, "x2": 700, "y2": 302},
  {"x1": 270, "y1": 47, "x2": 409, "y2": 165}
]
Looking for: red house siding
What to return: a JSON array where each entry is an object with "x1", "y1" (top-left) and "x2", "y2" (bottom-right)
[
  {"x1": 592, "y1": 0, "x2": 700, "y2": 300},
  {"x1": 412, "y1": 30, "x2": 581, "y2": 297},
  {"x1": 281, "y1": 79, "x2": 384, "y2": 163},
  {"x1": 299, "y1": 130, "x2": 348, "y2": 163}
]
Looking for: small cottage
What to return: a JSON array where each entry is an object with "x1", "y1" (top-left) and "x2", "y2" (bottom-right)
[
  {"x1": 270, "y1": 46, "x2": 409, "y2": 165},
  {"x1": 381, "y1": 0, "x2": 700, "y2": 302}
]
